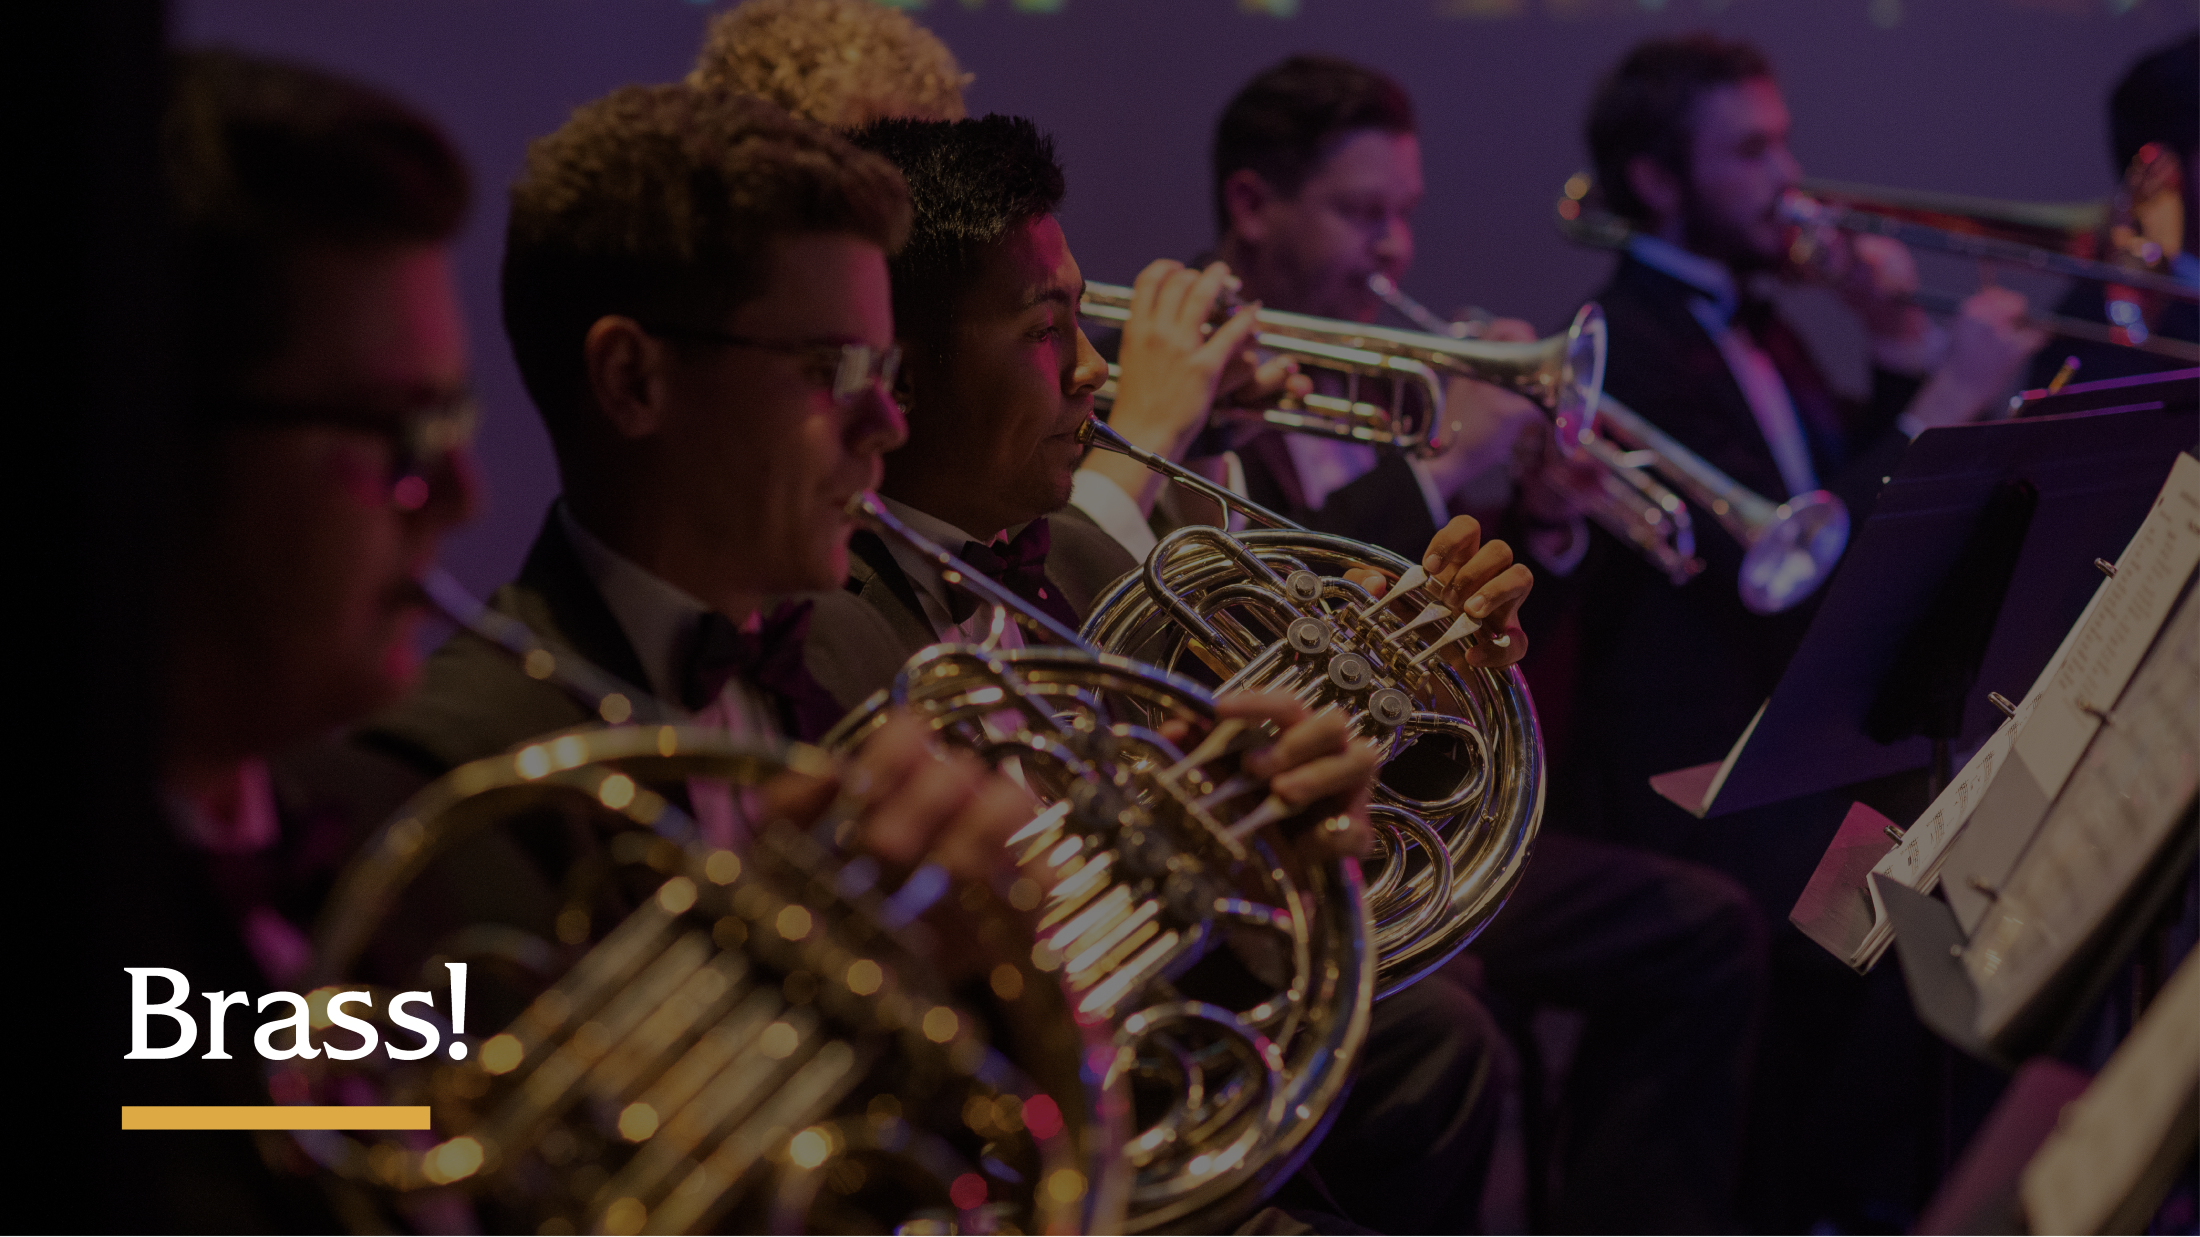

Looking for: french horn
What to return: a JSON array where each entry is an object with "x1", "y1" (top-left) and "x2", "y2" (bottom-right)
[
  {"x1": 826, "y1": 495, "x2": 1375, "y2": 1234},
  {"x1": 1071, "y1": 480, "x2": 1544, "y2": 998},
  {"x1": 282, "y1": 574, "x2": 1129, "y2": 1234}
]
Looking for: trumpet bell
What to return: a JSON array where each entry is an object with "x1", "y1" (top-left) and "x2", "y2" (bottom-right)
[
  {"x1": 1740, "y1": 490, "x2": 1850, "y2": 616},
  {"x1": 1553, "y1": 301, "x2": 1609, "y2": 454}
]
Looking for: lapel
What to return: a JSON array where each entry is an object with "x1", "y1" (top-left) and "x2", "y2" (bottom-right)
[
  {"x1": 353, "y1": 507, "x2": 650, "y2": 779},
  {"x1": 1042, "y1": 506, "x2": 1141, "y2": 620},
  {"x1": 502, "y1": 512, "x2": 653, "y2": 693},
  {"x1": 843, "y1": 529, "x2": 940, "y2": 659},
  {"x1": 1600, "y1": 256, "x2": 1794, "y2": 503},
  {"x1": 1236, "y1": 428, "x2": 1311, "y2": 517}
]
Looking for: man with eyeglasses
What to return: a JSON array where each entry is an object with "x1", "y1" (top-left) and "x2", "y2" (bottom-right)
[
  {"x1": 346, "y1": 84, "x2": 1047, "y2": 874},
  {"x1": 121, "y1": 50, "x2": 481, "y2": 1230}
]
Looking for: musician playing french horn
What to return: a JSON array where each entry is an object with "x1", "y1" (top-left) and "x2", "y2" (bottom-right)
[{"x1": 128, "y1": 50, "x2": 484, "y2": 1232}]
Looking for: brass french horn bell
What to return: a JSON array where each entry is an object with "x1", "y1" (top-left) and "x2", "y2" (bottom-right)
[{"x1": 287, "y1": 577, "x2": 1130, "y2": 1234}]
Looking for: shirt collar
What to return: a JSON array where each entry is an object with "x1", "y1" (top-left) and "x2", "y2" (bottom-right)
[
  {"x1": 876, "y1": 496, "x2": 1030, "y2": 614},
  {"x1": 557, "y1": 500, "x2": 718, "y2": 709},
  {"x1": 1628, "y1": 233, "x2": 1743, "y2": 321}
]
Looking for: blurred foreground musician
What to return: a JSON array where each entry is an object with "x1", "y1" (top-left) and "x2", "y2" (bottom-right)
[
  {"x1": 1187, "y1": 55, "x2": 1774, "y2": 1234},
  {"x1": 2025, "y1": 32, "x2": 2198, "y2": 388},
  {"x1": 122, "y1": 50, "x2": 481, "y2": 1229}
]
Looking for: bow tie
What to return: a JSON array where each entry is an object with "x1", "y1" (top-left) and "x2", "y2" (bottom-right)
[
  {"x1": 948, "y1": 517, "x2": 1082, "y2": 635},
  {"x1": 679, "y1": 599, "x2": 842, "y2": 741}
]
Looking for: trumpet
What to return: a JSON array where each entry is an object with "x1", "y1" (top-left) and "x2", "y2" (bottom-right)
[
  {"x1": 1595, "y1": 395, "x2": 1849, "y2": 616},
  {"x1": 1362, "y1": 279, "x2": 1847, "y2": 613},
  {"x1": 828, "y1": 493, "x2": 1375, "y2": 1233},
  {"x1": 290, "y1": 577, "x2": 1127, "y2": 1234},
  {"x1": 1556, "y1": 169, "x2": 2200, "y2": 363},
  {"x1": 1362, "y1": 276, "x2": 1704, "y2": 589},
  {"x1": 1080, "y1": 282, "x2": 1607, "y2": 459}
]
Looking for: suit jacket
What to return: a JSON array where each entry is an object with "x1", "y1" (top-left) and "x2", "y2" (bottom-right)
[
  {"x1": 1234, "y1": 429, "x2": 1441, "y2": 561},
  {"x1": 819, "y1": 505, "x2": 1140, "y2": 700},
  {"x1": 357, "y1": 507, "x2": 906, "y2": 782},
  {"x1": 1544, "y1": 255, "x2": 1921, "y2": 847}
]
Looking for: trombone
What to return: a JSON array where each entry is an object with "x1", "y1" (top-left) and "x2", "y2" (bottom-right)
[{"x1": 1555, "y1": 168, "x2": 2200, "y2": 363}]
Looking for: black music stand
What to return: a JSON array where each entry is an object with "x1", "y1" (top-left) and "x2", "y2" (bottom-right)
[{"x1": 1649, "y1": 398, "x2": 2196, "y2": 821}]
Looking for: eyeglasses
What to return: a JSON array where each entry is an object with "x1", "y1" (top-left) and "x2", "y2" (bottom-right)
[
  {"x1": 223, "y1": 389, "x2": 479, "y2": 510},
  {"x1": 642, "y1": 324, "x2": 901, "y2": 406}
]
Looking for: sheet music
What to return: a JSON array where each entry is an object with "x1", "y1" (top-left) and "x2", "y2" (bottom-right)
[
  {"x1": 2013, "y1": 452, "x2": 2200, "y2": 799},
  {"x1": 1944, "y1": 452, "x2": 2200, "y2": 932},
  {"x1": 1963, "y1": 585, "x2": 2197, "y2": 1041},
  {"x1": 1846, "y1": 451, "x2": 2200, "y2": 967},
  {"x1": 2018, "y1": 951, "x2": 2200, "y2": 1236}
]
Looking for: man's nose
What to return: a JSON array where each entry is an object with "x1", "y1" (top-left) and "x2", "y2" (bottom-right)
[
  {"x1": 849, "y1": 381, "x2": 908, "y2": 455},
  {"x1": 1373, "y1": 212, "x2": 1413, "y2": 269},
  {"x1": 1772, "y1": 145, "x2": 1803, "y2": 188},
  {"x1": 1068, "y1": 326, "x2": 1106, "y2": 397},
  {"x1": 416, "y1": 446, "x2": 483, "y2": 529}
]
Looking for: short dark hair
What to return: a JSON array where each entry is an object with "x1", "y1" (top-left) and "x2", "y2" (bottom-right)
[
  {"x1": 845, "y1": 114, "x2": 1064, "y2": 360},
  {"x1": 502, "y1": 85, "x2": 912, "y2": 438},
  {"x1": 2109, "y1": 32, "x2": 2198, "y2": 174},
  {"x1": 1211, "y1": 55, "x2": 1415, "y2": 236},
  {"x1": 166, "y1": 49, "x2": 470, "y2": 406},
  {"x1": 1586, "y1": 34, "x2": 1773, "y2": 225}
]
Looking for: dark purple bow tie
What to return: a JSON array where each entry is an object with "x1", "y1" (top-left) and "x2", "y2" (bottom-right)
[
  {"x1": 951, "y1": 517, "x2": 1081, "y2": 635},
  {"x1": 679, "y1": 599, "x2": 842, "y2": 742}
]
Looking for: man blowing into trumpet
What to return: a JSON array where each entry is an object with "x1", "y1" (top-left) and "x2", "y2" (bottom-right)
[
  {"x1": 1546, "y1": 33, "x2": 2047, "y2": 1231},
  {"x1": 1169, "y1": 53, "x2": 1775, "y2": 1234}
]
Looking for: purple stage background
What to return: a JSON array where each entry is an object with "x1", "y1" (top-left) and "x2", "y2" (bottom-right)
[{"x1": 177, "y1": 0, "x2": 2199, "y2": 598}]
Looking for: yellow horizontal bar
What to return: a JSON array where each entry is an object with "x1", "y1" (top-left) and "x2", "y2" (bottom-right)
[{"x1": 122, "y1": 1105, "x2": 432, "y2": 1131}]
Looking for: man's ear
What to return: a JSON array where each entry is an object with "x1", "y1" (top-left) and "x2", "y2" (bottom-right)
[
  {"x1": 1221, "y1": 168, "x2": 1277, "y2": 245},
  {"x1": 583, "y1": 316, "x2": 672, "y2": 440},
  {"x1": 1625, "y1": 155, "x2": 1684, "y2": 236},
  {"x1": 889, "y1": 336, "x2": 926, "y2": 422}
]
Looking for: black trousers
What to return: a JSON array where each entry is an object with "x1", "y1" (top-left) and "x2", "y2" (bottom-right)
[
  {"x1": 1268, "y1": 834, "x2": 1765, "y2": 1235},
  {"x1": 1470, "y1": 832, "x2": 1769, "y2": 1234},
  {"x1": 1275, "y1": 966, "x2": 1513, "y2": 1234}
]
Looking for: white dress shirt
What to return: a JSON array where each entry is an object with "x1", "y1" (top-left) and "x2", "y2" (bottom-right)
[
  {"x1": 876, "y1": 495, "x2": 1027, "y2": 651},
  {"x1": 1627, "y1": 234, "x2": 1821, "y2": 499},
  {"x1": 1071, "y1": 452, "x2": 1258, "y2": 562}
]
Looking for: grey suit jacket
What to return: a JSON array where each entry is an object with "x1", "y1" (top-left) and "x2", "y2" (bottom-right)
[
  {"x1": 819, "y1": 506, "x2": 1140, "y2": 701},
  {"x1": 357, "y1": 506, "x2": 907, "y2": 782}
]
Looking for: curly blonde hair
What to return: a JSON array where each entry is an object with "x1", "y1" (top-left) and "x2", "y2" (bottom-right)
[{"x1": 690, "y1": 0, "x2": 971, "y2": 129}]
